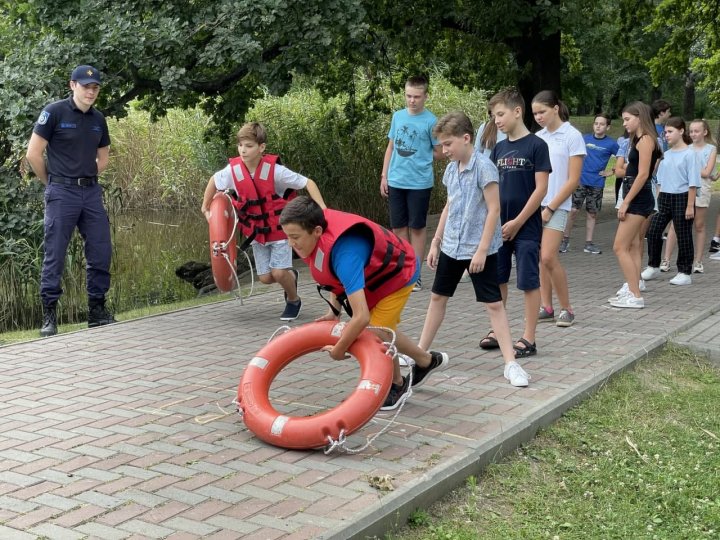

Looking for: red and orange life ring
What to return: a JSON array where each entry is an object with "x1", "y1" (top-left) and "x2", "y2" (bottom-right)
[
  {"x1": 236, "y1": 320, "x2": 394, "y2": 450},
  {"x1": 208, "y1": 193, "x2": 237, "y2": 292}
]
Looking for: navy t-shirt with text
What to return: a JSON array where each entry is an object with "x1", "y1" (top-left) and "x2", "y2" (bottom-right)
[{"x1": 490, "y1": 133, "x2": 551, "y2": 242}]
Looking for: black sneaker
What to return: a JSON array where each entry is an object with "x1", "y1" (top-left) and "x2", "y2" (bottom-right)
[
  {"x1": 284, "y1": 268, "x2": 299, "y2": 302},
  {"x1": 88, "y1": 302, "x2": 116, "y2": 328},
  {"x1": 412, "y1": 278, "x2": 422, "y2": 292},
  {"x1": 412, "y1": 351, "x2": 449, "y2": 388},
  {"x1": 380, "y1": 376, "x2": 411, "y2": 411},
  {"x1": 40, "y1": 305, "x2": 58, "y2": 337},
  {"x1": 710, "y1": 239, "x2": 720, "y2": 253},
  {"x1": 280, "y1": 299, "x2": 301, "y2": 321}
]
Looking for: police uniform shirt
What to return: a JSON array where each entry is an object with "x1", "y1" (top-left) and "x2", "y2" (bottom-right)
[{"x1": 33, "y1": 97, "x2": 111, "y2": 179}]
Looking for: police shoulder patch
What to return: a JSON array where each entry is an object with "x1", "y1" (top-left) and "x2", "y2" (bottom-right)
[{"x1": 37, "y1": 111, "x2": 50, "y2": 125}]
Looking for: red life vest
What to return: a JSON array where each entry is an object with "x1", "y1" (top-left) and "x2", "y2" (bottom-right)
[
  {"x1": 304, "y1": 209, "x2": 417, "y2": 311},
  {"x1": 228, "y1": 154, "x2": 296, "y2": 244}
]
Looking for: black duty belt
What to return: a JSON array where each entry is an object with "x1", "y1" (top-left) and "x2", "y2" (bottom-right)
[{"x1": 49, "y1": 175, "x2": 98, "y2": 187}]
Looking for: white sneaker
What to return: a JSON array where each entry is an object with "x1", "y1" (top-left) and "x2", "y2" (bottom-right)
[
  {"x1": 659, "y1": 259, "x2": 670, "y2": 272},
  {"x1": 609, "y1": 283, "x2": 630, "y2": 303},
  {"x1": 639, "y1": 279, "x2": 646, "y2": 292},
  {"x1": 669, "y1": 272, "x2": 691, "y2": 286},
  {"x1": 610, "y1": 295, "x2": 645, "y2": 309},
  {"x1": 504, "y1": 361, "x2": 530, "y2": 387},
  {"x1": 641, "y1": 266, "x2": 661, "y2": 280},
  {"x1": 710, "y1": 251, "x2": 720, "y2": 261},
  {"x1": 693, "y1": 262, "x2": 704, "y2": 274}
]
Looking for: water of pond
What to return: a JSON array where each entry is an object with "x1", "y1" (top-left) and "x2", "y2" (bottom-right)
[{"x1": 111, "y1": 210, "x2": 211, "y2": 309}]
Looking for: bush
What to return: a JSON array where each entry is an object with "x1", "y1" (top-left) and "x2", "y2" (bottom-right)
[{"x1": 104, "y1": 106, "x2": 228, "y2": 210}]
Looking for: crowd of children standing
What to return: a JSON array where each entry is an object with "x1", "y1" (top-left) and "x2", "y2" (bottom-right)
[{"x1": 201, "y1": 76, "x2": 718, "y2": 406}]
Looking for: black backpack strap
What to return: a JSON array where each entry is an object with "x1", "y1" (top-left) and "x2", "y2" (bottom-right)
[{"x1": 317, "y1": 285, "x2": 353, "y2": 317}]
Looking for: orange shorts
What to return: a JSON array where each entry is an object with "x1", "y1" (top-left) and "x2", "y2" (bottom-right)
[{"x1": 368, "y1": 284, "x2": 414, "y2": 331}]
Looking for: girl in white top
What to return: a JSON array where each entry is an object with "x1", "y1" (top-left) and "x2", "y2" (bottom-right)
[
  {"x1": 474, "y1": 112, "x2": 507, "y2": 157},
  {"x1": 531, "y1": 90, "x2": 586, "y2": 328}
]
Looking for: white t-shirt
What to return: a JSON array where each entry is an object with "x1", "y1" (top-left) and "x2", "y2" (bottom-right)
[
  {"x1": 536, "y1": 122, "x2": 586, "y2": 211},
  {"x1": 213, "y1": 162, "x2": 309, "y2": 195}
]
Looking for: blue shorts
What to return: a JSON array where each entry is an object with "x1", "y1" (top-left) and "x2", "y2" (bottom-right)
[
  {"x1": 388, "y1": 186, "x2": 432, "y2": 229},
  {"x1": 497, "y1": 238, "x2": 540, "y2": 291}
]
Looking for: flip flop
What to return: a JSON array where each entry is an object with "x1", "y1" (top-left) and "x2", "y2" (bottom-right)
[
  {"x1": 513, "y1": 338, "x2": 537, "y2": 358},
  {"x1": 479, "y1": 330, "x2": 500, "y2": 350}
]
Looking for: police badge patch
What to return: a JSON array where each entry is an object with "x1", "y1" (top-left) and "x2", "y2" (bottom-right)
[{"x1": 37, "y1": 111, "x2": 49, "y2": 125}]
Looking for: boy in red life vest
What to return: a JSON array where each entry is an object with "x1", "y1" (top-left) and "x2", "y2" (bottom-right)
[
  {"x1": 279, "y1": 196, "x2": 449, "y2": 410},
  {"x1": 201, "y1": 122, "x2": 326, "y2": 320}
]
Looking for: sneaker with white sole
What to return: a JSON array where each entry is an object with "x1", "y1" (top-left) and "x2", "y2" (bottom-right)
[
  {"x1": 280, "y1": 299, "x2": 302, "y2": 321},
  {"x1": 412, "y1": 351, "x2": 449, "y2": 388},
  {"x1": 504, "y1": 361, "x2": 530, "y2": 387},
  {"x1": 710, "y1": 239, "x2": 720, "y2": 253},
  {"x1": 559, "y1": 238, "x2": 570, "y2": 253},
  {"x1": 610, "y1": 295, "x2": 645, "y2": 309},
  {"x1": 412, "y1": 278, "x2": 422, "y2": 292},
  {"x1": 669, "y1": 272, "x2": 691, "y2": 285},
  {"x1": 659, "y1": 259, "x2": 670, "y2": 272},
  {"x1": 538, "y1": 306, "x2": 555, "y2": 323},
  {"x1": 583, "y1": 242, "x2": 602, "y2": 254},
  {"x1": 639, "y1": 279, "x2": 646, "y2": 292},
  {"x1": 641, "y1": 266, "x2": 661, "y2": 280},
  {"x1": 693, "y1": 262, "x2": 704, "y2": 274},
  {"x1": 556, "y1": 309, "x2": 575, "y2": 327},
  {"x1": 380, "y1": 376, "x2": 411, "y2": 411},
  {"x1": 609, "y1": 280, "x2": 646, "y2": 303}
]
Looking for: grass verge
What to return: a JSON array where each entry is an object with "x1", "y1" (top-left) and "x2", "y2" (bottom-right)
[
  {"x1": 390, "y1": 345, "x2": 720, "y2": 539},
  {"x1": 0, "y1": 292, "x2": 235, "y2": 346}
]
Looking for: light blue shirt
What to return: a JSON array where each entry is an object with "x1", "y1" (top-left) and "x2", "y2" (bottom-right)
[
  {"x1": 656, "y1": 147, "x2": 701, "y2": 194},
  {"x1": 441, "y1": 149, "x2": 503, "y2": 260},
  {"x1": 694, "y1": 143, "x2": 716, "y2": 178},
  {"x1": 387, "y1": 109, "x2": 438, "y2": 189}
]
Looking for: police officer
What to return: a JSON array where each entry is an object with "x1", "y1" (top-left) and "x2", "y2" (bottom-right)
[{"x1": 26, "y1": 64, "x2": 115, "y2": 337}]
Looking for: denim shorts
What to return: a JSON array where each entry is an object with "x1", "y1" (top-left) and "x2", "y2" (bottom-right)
[
  {"x1": 622, "y1": 177, "x2": 655, "y2": 218},
  {"x1": 252, "y1": 240, "x2": 293, "y2": 275},
  {"x1": 543, "y1": 207, "x2": 569, "y2": 232},
  {"x1": 497, "y1": 238, "x2": 540, "y2": 291}
]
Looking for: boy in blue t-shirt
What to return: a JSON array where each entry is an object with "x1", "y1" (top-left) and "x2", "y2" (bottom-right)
[
  {"x1": 562, "y1": 114, "x2": 619, "y2": 254},
  {"x1": 418, "y1": 112, "x2": 530, "y2": 387},
  {"x1": 487, "y1": 88, "x2": 551, "y2": 359},
  {"x1": 380, "y1": 75, "x2": 441, "y2": 291}
]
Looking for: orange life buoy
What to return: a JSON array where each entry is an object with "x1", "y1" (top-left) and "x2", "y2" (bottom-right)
[
  {"x1": 237, "y1": 320, "x2": 394, "y2": 450},
  {"x1": 208, "y1": 194, "x2": 237, "y2": 292}
]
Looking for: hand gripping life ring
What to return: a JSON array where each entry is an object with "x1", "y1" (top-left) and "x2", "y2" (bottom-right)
[
  {"x1": 208, "y1": 193, "x2": 237, "y2": 292},
  {"x1": 237, "y1": 320, "x2": 394, "y2": 450}
]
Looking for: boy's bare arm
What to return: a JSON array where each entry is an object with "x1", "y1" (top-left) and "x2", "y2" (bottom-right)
[
  {"x1": 380, "y1": 140, "x2": 394, "y2": 197},
  {"x1": 200, "y1": 176, "x2": 218, "y2": 221},
  {"x1": 324, "y1": 289, "x2": 370, "y2": 360},
  {"x1": 304, "y1": 178, "x2": 327, "y2": 209},
  {"x1": 515, "y1": 171, "x2": 549, "y2": 227}
]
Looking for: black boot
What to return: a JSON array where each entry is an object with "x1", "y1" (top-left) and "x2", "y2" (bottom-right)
[
  {"x1": 88, "y1": 297, "x2": 116, "y2": 328},
  {"x1": 40, "y1": 304, "x2": 58, "y2": 337}
]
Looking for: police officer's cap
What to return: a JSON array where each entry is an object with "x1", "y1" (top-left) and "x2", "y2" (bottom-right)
[{"x1": 71, "y1": 65, "x2": 102, "y2": 85}]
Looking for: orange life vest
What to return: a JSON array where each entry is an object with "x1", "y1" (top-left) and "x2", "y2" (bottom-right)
[
  {"x1": 304, "y1": 209, "x2": 417, "y2": 311},
  {"x1": 228, "y1": 154, "x2": 295, "y2": 244}
]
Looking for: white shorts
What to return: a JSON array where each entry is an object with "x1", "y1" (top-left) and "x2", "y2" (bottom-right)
[
  {"x1": 252, "y1": 240, "x2": 293, "y2": 275},
  {"x1": 696, "y1": 178, "x2": 712, "y2": 208},
  {"x1": 543, "y1": 208, "x2": 569, "y2": 232}
]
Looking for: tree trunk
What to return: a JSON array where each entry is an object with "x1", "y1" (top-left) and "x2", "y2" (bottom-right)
[
  {"x1": 512, "y1": 29, "x2": 562, "y2": 130},
  {"x1": 683, "y1": 71, "x2": 695, "y2": 120}
]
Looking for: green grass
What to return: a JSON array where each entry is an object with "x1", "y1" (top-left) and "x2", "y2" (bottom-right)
[
  {"x1": 0, "y1": 291, "x2": 236, "y2": 346},
  {"x1": 390, "y1": 346, "x2": 720, "y2": 540}
]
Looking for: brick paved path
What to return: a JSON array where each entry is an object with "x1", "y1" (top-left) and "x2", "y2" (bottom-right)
[{"x1": 2, "y1": 198, "x2": 719, "y2": 539}]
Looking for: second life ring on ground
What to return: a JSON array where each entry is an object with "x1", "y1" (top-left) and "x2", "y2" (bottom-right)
[
  {"x1": 208, "y1": 193, "x2": 237, "y2": 292},
  {"x1": 237, "y1": 320, "x2": 394, "y2": 450}
]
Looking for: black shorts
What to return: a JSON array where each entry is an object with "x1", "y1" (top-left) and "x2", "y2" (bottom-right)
[
  {"x1": 431, "y1": 251, "x2": 502, "y2": 303},
  {"x1": 497, "y1": 237, "x2": 540, "y2": 291},
  {"x1": 388, "y1": 186, "x2": 433, "y2": 229},
  {"x1": 622, "y1": 177, "x2": 655, "y2": 218}
]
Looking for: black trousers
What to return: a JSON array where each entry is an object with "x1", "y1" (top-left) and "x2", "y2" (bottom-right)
[{"x1": 647, "y1": 192, "x2": 694, "y2": 275}]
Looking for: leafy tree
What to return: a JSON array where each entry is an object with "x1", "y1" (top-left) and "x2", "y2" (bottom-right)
[{"x1": 0, "y1": 0, "x2": 369, "y2": 161}]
